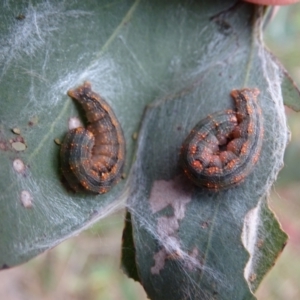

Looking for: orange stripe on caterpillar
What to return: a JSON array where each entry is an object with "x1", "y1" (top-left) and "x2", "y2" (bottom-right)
[
  {"x1": 180, "y1": 88, "x2": 263, "y2": 191},
  {"x1": 60, "y1": 81, "x2": 125, "y2": 194}
]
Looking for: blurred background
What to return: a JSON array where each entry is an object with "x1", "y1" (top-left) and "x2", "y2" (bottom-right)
[{"x1": 1, "y1": 4, "x2": 300, "y2": 300}]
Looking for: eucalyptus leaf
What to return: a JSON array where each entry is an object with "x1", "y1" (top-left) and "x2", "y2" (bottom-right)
[
  {"x1": 0, "y1": 1, "x2": 297, "y2": 299},
  {"x1": 0, "y1": 0, "x2": 209, "y2": 267},
  {"x1": 122, "y1": 2, "x2": 294, "y2": 300}
]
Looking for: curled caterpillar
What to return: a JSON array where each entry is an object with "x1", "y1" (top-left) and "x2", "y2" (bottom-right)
[
  {"x1": 180, "y1": 88, "x2": 263, "y2": 190},
  {"x1": 60, "y1": 82, "x2": 125, "y2": 194}
]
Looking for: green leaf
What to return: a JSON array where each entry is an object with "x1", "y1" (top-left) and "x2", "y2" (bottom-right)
[
  {"x1": 266, "y1": 49, "x2": 300, "y2": 111},
  {"x1": 0, "y1": 0, "x2": 246, "y2": 268},
  {"x1": 0, "y1": 0, "x2": 296, "y2": 298},
  {"x1": 243, "y1": 199, "x2": 288, "y2": 292},
  {"x1": 0, "y1": 0, "x2": 181, "y2": 267},
  {"x1": 121, "y1": 2, "x2": 293, "y2": 300},
  {"x1": 0, "y1": 1, "x2": 139, "y2": 267}
]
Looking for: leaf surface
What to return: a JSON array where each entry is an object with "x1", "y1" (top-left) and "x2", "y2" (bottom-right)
[{"x1": 121, "y1": 2, "x2": 294, "y2": 299}]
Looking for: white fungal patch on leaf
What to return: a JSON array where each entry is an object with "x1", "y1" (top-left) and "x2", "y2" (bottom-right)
[
  {"x1": 68, "y1": 117, "x2": 83, "y2": 130},
  {"x1": 242, "y1": 202, "x2": 260, "y2": 282},
  {"x1": 13, "y1": 158, "x2": 26, "y2": 174},
  {"x1": 20, "y1": 190, "x2": 33, "y2": 208}
]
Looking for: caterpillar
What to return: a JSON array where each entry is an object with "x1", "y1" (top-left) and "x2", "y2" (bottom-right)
[
  {"x1": 60, "y1": 82, "x2": 125, "y2": 194},
  {"x1": 180, "y1": 88, "x2": 263, "y2": 190}
]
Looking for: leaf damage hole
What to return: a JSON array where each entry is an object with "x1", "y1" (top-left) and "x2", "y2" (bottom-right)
[{"x1": 149, "y1": 176, "x2": 198, "y2": 274}]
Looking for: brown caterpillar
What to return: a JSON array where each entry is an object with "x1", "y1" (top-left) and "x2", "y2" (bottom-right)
[
  {"x1": 180, "y1": 88, "x2": 263, "y2": 190},
  {"x1": 60, "y1": 82, "x2": 125, "y2": 193}
]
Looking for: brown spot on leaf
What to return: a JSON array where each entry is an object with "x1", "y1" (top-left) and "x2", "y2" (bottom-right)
[{"x1": 201, "y1": 221, "x2": 209, "y2": 229}]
